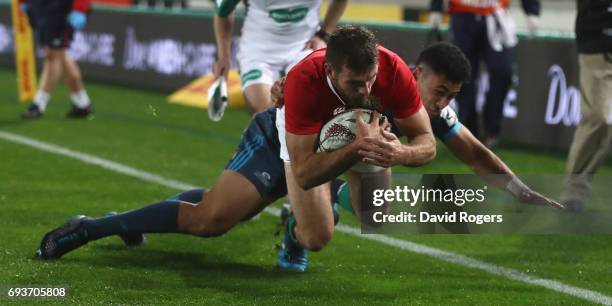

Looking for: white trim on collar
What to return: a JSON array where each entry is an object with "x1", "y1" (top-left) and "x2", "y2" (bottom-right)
[{"x1": 326, "y1": 76, "x2": 346, "y2": 106}]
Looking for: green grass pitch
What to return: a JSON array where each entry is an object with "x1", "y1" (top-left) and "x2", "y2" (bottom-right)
[{"x1": 0, "y1": 68, "x2": 611, "y2": 305}]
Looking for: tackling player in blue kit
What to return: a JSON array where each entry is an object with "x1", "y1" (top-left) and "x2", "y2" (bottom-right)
[{"x1": 35, "y1": 41, "x2": 561, "y2": 273}]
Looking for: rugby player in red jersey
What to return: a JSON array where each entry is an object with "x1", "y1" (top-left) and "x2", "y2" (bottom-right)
[{"x1": 276, "y1": 25, "x2": 436, "y2": 270}]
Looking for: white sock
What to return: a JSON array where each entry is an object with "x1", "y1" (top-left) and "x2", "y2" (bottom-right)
[
  {"x1": 70, "y1": 89, "x2": 91, "y2": 109},
  {"x1": 33, "y1": 90, "x2": 50, "y2": 111}
]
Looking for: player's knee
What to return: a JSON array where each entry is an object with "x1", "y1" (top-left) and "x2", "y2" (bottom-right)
[
  {"x1": 206, "y1": 211, "x2": 237, "y2": 236},
  {"x1": 299, "y1": 227, "x2": 333, "y2": 252},
  {"x1": 44, "y1": 49, "x2": 63, "y2": 61},
  {"x1": 191, "y1": 222, "x2": 231, "y2": 238},
  {"x1": 43, "y1": 52, "x2": 54, "y2": 61},
  {"x1": 188, "y1": 209, "x2": 236, "y2": 237}
]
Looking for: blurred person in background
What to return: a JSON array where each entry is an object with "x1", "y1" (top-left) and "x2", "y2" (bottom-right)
[
  {"x1": 211, "y1": 0, "x2": 348, "y2": 119},
  {"x1": 19, "y1": 0, "x2": 93, "y2": 119},
  {"x1": 560, "y1": 0, "x2": 612, "y2": 212},
  {"x1": 429, "y1": 0, "x2": 540, "y2": 147}
]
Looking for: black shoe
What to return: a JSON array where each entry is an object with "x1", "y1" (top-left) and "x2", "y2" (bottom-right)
[
  {"x1": 105, "y1": 212, "x2": 147, "y2": 247},
  {"x1": 36, "y1": 215, "x2": 91, "y2": 260},
  {"x1": 65, "y1": 105, "x2": 93, "y2": 118},
  {"x1": 21, "y1": 104, "x2": 43, "y2": 119}
]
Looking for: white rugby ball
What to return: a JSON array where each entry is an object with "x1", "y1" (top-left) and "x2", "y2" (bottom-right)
[
  {"x1": 317, "y1": 109, "x2": 373, "y2": 152},
  {"x1": 317, "y1": 108, "x2": 385, "y2": 173}
]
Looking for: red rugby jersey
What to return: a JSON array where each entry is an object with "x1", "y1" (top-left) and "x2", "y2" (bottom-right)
[{"x1": 284, "y1": 45, "x2": 423, "y2": 135}]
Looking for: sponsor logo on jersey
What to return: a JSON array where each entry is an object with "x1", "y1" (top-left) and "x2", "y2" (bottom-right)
[{"x1": 268, "y1": 7, "x2": 308, "y2": 23}]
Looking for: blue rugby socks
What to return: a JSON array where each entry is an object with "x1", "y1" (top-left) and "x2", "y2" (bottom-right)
[
  {"x1": 167, "y1": 188, "x2": 205, "y2": 203},
  {"x1": 83, "y1": 200, "x2": 180, "y2": 241},
  {"x1": 81, "y1": 182, "x2": 351, "y2": 243}
]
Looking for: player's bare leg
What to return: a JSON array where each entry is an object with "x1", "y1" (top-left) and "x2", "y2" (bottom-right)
[
  {"x1": 284, "y1": 163, "x2": 335, "y2": 251},
  {"x1": 40, "y1": 48, "x2": 64, "y2": 93},
  {"x1": 177, "y1": 170, "x2": 272, "y2": 236},
  {"x1": 22, "y1": 48, "x2": 63, "y2": 118},
  {"x1": 243, "y1": 83, "x2": 273, "y2": 115},
  {"x1": 62, "y1": 52, "x2": 84, "y2": 92},
  {"x1": 62, "y1": 52, "x2": 92, "y2": 118},
  {"x1": 277, "y1": 163, "x2": 335, "y2": 272}
]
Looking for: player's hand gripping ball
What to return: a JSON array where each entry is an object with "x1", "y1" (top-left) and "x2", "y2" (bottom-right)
[{"x1": 317, "y1": 108, "x2": 386, "y2": 173}]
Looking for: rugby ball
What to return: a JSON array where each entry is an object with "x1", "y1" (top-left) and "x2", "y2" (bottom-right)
[
  {"x1": 317, "y1": 109, "x2": 385, "y2": 173},
  {"x1": 317, "y1": 109, "x2": 373, "y2": 152}
]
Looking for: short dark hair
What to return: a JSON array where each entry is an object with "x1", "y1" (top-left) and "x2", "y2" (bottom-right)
[
  {"x1": 416, "y1": 42, "x2": 471, "y2": 83},
  {"x1": 325, "y1": 25, "x2": 378, "y2": 73}
]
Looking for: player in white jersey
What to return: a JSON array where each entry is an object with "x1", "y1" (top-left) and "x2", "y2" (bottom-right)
[{"x1": 212, "y1": 0, "x2": 348, "y2": 118}]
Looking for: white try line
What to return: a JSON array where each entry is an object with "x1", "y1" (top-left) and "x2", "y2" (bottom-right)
[{"x1": 1, "y1": 130, "x2": 610, "y2": 306}]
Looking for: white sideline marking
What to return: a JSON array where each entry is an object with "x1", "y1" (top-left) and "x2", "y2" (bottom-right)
[{"x1": 1, "y1": 130, "x2": 611, "y2": 306}]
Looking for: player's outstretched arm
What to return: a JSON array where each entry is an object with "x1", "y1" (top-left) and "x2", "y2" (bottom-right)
[{"x1": 444, "y1": 126, "x2": 564, "y2": 209}]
